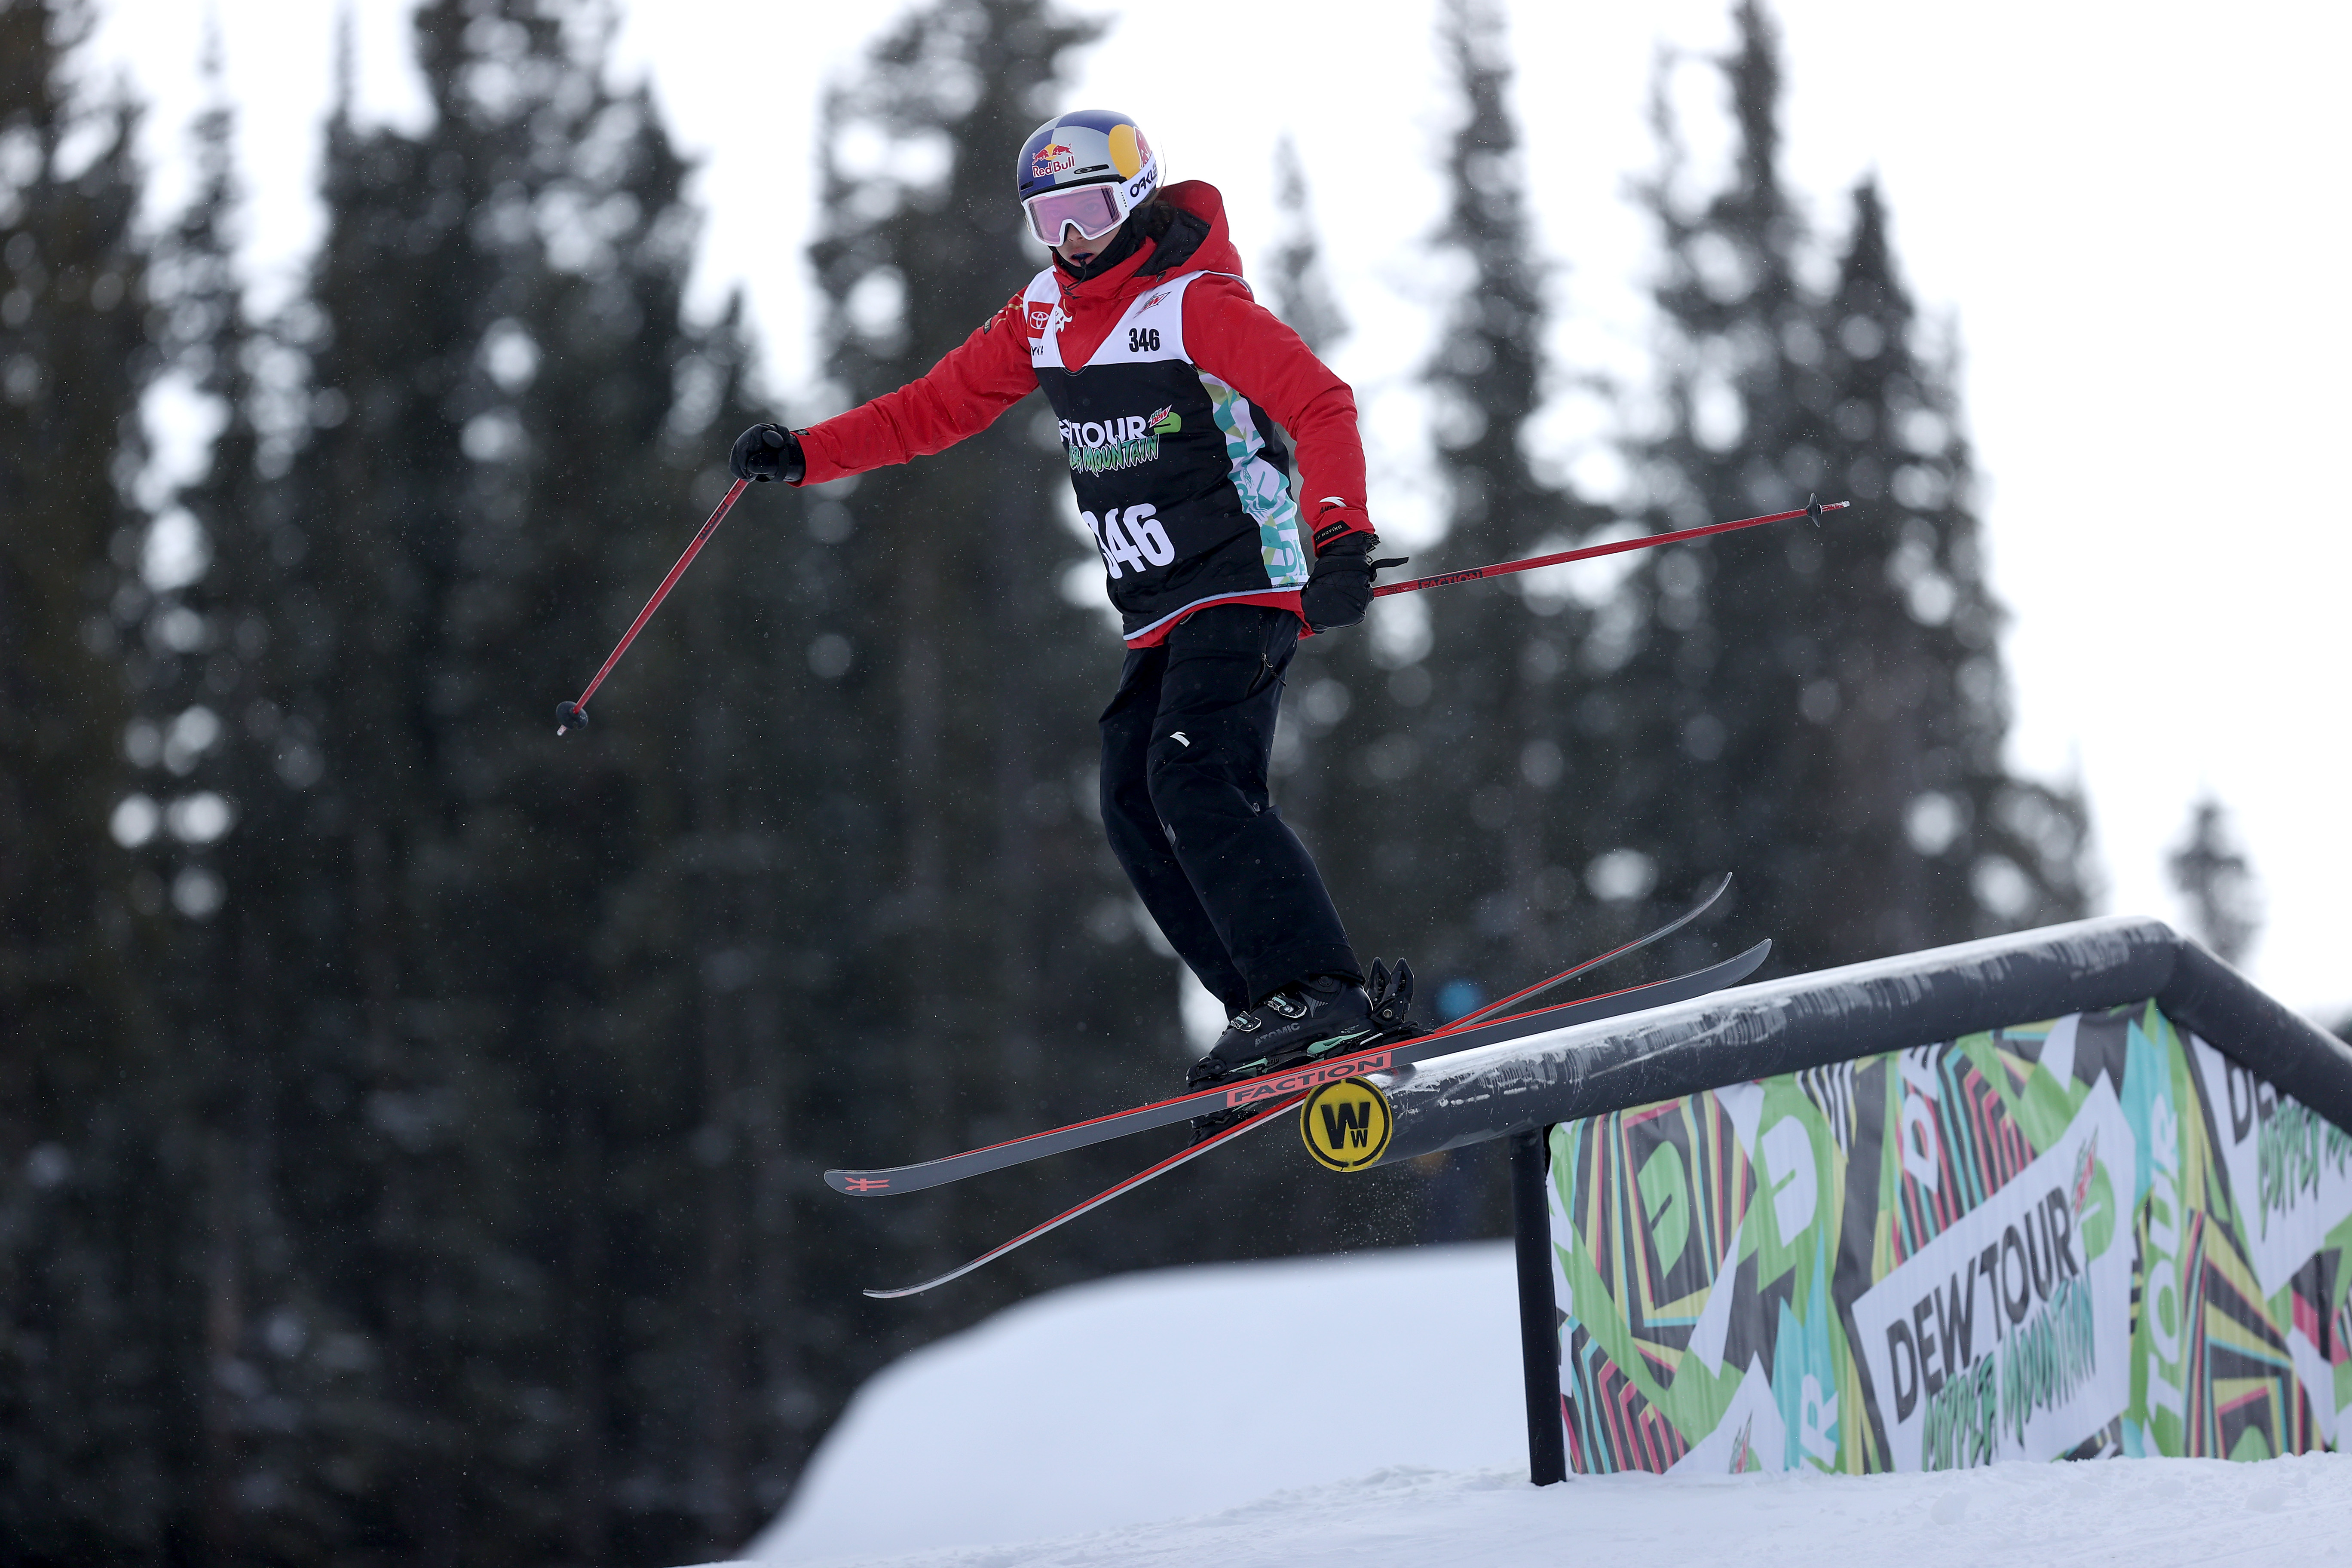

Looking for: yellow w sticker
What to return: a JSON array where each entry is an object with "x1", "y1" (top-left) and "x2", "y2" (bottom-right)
[{"x1": 1300, "y1": 1078, "x2": 1393, "y2": 1173}]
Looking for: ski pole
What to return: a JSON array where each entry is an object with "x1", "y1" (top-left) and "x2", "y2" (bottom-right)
[
  {"x1": 555, "y1": 477, "x2": 750, "y2": 735},
  {"x1": 1372, "y1": 493, "x2": 1846, "y2": 600}
]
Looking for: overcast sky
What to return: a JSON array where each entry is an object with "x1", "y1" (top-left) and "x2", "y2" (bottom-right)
[{"x1": 86, "y1": 0, "x2": 2350, "y2": 1019}]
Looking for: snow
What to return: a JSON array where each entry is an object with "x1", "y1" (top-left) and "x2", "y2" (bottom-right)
[
  {"x1": 709, "y1": 1244, "x2": 2352, "y2": 1568},
  {"x1": 718, "y1": 1457, "x2": 2352, "y2": 1568},
  {"x1": 749, "y1": 1244, "x2": 1529, "y2": 1561}
]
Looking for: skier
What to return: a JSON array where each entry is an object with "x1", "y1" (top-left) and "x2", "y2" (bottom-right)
[{"x1": 729, "y1": 109, "x2": 1403, "y2": 1091}]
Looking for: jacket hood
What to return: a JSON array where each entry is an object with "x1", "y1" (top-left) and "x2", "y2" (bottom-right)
[{"x1": 1151, "y1": 181, "x2": 1243, "y2": 277}]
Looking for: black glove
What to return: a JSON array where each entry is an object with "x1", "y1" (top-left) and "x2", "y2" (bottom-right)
[
  {"x1": 729, "y1": 423, "x2": 805, "y2": 484},
  {"x1": 1300, "y1": 529, "x2": 1379, "y2": 632}
]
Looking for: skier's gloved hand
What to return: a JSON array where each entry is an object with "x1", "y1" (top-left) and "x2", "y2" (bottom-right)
[
  {"x1": 729, "y1": 423, "x2": 805, "y2": 484},
  {"x1": 1300, "y1": 529, "x2": 1379, "y2": 632}
]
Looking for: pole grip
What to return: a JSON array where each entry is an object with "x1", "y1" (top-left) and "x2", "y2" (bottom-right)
[{"x1": 1510, "y1": 1127, "x2": 1567, "y2": 1485}]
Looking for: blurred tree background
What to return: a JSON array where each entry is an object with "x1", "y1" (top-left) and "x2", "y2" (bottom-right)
[
  {"x1": 1606, "y1": 0, "x2": 2091, "y2": 970},
  {"x1": 2168, "y1": 793, "x2": 2260, "y2": 968},
  {"x1": 0, "y1": 0, "x2": 2089, "y2": 1562}
]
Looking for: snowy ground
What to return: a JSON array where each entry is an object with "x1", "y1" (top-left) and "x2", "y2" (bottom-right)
[
  {"x1": 750, "y1": 1245, "x2": 1530, "y2": 1560},
  {"x1": 709, "y1": 1245, "x2": 2352, "y2": 1568},
  {"x1": 718, "y1": 1456, "x2": 2352, "y2": 1567}
]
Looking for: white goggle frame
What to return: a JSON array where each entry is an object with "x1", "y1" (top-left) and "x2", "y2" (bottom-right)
[{"x1": 1023, "y1": 181, "x2": 1127, "y2": 246}]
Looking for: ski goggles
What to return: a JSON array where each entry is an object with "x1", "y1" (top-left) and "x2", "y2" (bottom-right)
[{"x1": 1023, "y1": 181, "x2": 1125, "y2": 246}]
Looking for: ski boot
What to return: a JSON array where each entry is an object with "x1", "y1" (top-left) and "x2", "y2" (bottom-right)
[{"x1": 1185, "y1": 960, "x2": 1420, "y2": 1142}]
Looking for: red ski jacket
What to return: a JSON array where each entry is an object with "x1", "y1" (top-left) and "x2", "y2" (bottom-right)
[{"x1": 795, "y1": 181, "x2": 1372, "y2": 644}]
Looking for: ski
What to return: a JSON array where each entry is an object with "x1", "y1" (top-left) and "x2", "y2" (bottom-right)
[
  {"x1": 1445, "y1": 871, "x2": 1729, "y2": 1029},
  {"x1": 861, "y1": 928, "x2": 1771, "y2": 1298},
  {"x1": 825, "y1": 934, "x2": 1771, "y2": 1199},
  {"x1": 861, "y1": 1093, "x2": 1302, "y2": 1300},
  {"x1": 828, "y1": 878, "x2": 1733, "y2": 1200}
]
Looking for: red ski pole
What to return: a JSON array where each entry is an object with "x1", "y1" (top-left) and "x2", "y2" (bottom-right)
[
  {"x1": 1372, "y1": 493, "x2": 1846, "y2": 600},
  {"x1": 555, "y1": 477, "x2": 750, "y2": 735}
]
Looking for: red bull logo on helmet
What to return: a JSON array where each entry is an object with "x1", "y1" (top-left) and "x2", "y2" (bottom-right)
[{"x1": 1030, "y1": 142, "x2": 1076, "y2": 179}]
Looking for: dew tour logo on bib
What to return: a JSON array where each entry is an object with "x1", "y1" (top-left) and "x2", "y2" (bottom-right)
[{"x1": 1061, "y1": 407, "x2": 1180, "y2": 475}]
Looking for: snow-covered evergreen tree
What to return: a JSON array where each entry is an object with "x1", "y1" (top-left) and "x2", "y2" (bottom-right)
[{"x1": 1613, "y1": 0, "x2": 2088, "y2": 973}]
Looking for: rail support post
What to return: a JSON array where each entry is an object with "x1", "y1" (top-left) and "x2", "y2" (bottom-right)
[{"x1": 1510, "y1": 1126, "x2": 1567, "y2": 1485}]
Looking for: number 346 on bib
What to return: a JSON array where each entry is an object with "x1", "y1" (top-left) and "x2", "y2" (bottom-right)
[{"x1": 1083, "y1": 504, "x2": 1174, "y2": 578}]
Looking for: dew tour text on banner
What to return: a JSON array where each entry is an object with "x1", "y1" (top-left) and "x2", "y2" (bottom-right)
[
  {"x1": 1544, "y1": 1007, "x2": 2352, "y2": 1476},
  {"x1": 1851, "y1": 1081, "x2": 2135, "y2": 1471}
]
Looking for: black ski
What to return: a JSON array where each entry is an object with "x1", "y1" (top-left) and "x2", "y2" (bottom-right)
[
  {"x1": 1438, "y1": 872, "x2": 1730, "y2": 1029},
  {"x1": 861, "y1": 1091, "x2": 1302, "y2": 1299},
  {"x1": 826, "y1": 934, "x2": 1770, "y2": 1200},
  {"x1": 858, "y1": 935, "x2": 1772, "y2": 1298},
  {"x1": 827, "y1": 878, "x2": 1732, "y2": 1199}
]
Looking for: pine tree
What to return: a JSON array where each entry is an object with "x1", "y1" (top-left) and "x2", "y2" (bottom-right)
[
  {"x1": 0, "y1": 0, "x2": 172, "y2": 1557},
  {"x1": 1280, "y1": 0, "x2": 1626, "y2": 1242},
  {"x1": 1611, "y1": 0, "x2": 1823, "y2": 960},
  {"x1": 195, "y1": 3, "x2": 806, "y2": 1559},
  {"x1": 2168, "y1": 794, "x2": 2258, "y2": 965},
  {"x1": 1301, "y1": 0, "x2": 1618, "y2": 1002},
  {"x1": 1422, "y1": 0, "x2": 1626, "y2": 989},
  {"x1": 1613, "y1": 0, "x2": 2086, "y2": 975},
  {"x1": 129, "y1": 38, "x2": 285, "y2": 1561},
  {"x1": 1256, "y1": 133, "x2": 1348, "y2": 848},
  {"x1": 796, "y1": 0, "x2": 1198, "y2": 1304},
  {"x1": 1808, "y1": 177, "x2": 2090, "y2": 947},
  {"x1": 1263, "y1": 135, "x2": 1347, "y2": 358}
]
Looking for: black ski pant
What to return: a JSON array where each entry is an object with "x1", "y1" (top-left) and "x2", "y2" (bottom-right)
[{"x1": 1098, "y1": 604, "x2": 1360, "y2": 1015}]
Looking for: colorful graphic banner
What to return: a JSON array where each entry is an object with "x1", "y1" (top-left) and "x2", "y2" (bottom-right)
[{"x1": 1545, "y1": 1003, "x2": 2352, "y2": 1473}]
